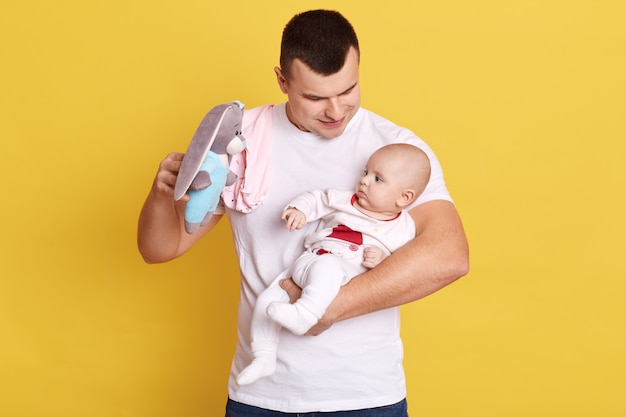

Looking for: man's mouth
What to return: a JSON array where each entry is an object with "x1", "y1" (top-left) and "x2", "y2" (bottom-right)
[{"x1": 320, "y1": 117, "x2": 345, "y2": 128}]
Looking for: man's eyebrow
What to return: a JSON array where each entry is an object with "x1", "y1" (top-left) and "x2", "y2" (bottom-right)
[
  {"x1": 302, "y1": 82, "x2": 358, "y2": 100},
  {"x1": 340, "y1": 82, "x2": 358, "y2": 95}
]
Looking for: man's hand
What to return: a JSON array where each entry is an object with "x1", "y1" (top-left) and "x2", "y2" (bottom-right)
[
  {"x1": 279, "y1": 278, "x2": 334, "y2": 336},
  {"x1": 138, "y1": 152, "x2": 216, "y2": 264},
  {"x1": 152, "y1": 152, "x2": 189, "y2": 201},
  {"x1": 279, "y1": 277, "x2": 302, "y2": 303}
]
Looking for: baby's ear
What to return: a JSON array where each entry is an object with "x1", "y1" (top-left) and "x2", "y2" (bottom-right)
[{"x1": 397, "y1": 189, "x2": 416, "y2": 208}]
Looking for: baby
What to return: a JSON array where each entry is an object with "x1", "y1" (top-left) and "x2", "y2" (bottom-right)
[{"x1": 237, "y1": 143, "x2": 431, "y2": 385}]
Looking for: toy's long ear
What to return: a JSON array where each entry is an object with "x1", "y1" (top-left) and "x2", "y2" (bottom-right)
[{"x1": 173, "y1": 104, "x2": 231, "y2": 200}]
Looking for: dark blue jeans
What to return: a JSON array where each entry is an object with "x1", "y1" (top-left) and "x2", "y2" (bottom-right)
[{"x1": 225, "y1": 398, "x2": 408, "y2": 417}]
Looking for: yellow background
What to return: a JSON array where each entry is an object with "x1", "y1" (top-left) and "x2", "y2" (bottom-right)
[{"x1": 1, "y1": 0, "x2": 624, "y2": 416}]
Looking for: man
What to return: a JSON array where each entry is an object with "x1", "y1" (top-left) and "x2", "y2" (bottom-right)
[{"x1": 138, "y1": 9, "x2": 469, "y2": 417}]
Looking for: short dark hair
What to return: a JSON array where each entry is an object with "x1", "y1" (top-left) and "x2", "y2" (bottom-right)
[{"x1": 280, "y1": 10, "x2": 360, "y2": 79}]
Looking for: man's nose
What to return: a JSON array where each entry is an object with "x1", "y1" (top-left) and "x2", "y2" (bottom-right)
[{"x1": 325, "y1": 98, "x2": 341, "y2": 119}]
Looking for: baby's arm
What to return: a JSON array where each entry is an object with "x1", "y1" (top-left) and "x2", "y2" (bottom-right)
[
  {"x1": 281, "y1": 207, "x2": 307, "y2": 232},
  {"x1": 362, "y1": 246, "x2": 388, "y2": 269}
]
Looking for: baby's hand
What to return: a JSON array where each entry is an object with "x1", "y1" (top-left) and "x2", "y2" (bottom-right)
[
  {"x1": 362, "y1": 246, "x2": 387, "y2": 269},
  {"x1": 281, "y1": 207, "x2": 306, "y2": 231}
]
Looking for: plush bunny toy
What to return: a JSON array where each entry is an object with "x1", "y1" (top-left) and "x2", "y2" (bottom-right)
[{"x1": 174, "y1": 101, "x2": 246, "y2": 233}]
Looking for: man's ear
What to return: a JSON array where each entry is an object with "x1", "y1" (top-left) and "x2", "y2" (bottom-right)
[
  {"x1": 274, "y1": 67, "x2": 288, "y2": 94},
  {"x1": 397, "y1": 189, "x2": 416, "y2": 208}
]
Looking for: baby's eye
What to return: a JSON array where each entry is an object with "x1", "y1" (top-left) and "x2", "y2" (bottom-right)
[
  {"x1": 362, "y1": 170, "x2": 368, "y2": 177},
  {"x1": 375, "y1": 176, "x2": 383, "y2": 182}
]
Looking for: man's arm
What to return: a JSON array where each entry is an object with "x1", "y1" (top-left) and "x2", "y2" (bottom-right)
[
  {"x1": 282, "y1": 200, "x2": 469, "y2": 335},
  {"x1": 137, "y1": 152, "x2": 220, "y2": 264}
]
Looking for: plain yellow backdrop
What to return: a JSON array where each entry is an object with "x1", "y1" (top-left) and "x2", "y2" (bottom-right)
[{"x1": 1, "y1": 0, "x2": 625, "y2": 416}]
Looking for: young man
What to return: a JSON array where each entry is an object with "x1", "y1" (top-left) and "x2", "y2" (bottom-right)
[{"x1": 138, "y1": 9, "x2": 469, "y2": 416}]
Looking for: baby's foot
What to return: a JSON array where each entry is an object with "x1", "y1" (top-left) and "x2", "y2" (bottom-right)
[
  {"x1": 236, "y1": 351, "x2": 276, "y2": 385},
  {"x1": 266, "y1": 302, "x2": 318, "y2": 335}
]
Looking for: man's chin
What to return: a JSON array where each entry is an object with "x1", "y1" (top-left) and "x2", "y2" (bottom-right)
[{"x1": 316, "y1": 124, "x2": 347, "y2": 139}]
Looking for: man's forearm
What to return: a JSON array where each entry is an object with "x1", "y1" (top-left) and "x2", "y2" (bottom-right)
[
  {"x1": 325, "y1": 200, "x2": 469, "y2": 325},
  {"x1": 137, "y1": 191, "x2": 187, "y2": 263}
]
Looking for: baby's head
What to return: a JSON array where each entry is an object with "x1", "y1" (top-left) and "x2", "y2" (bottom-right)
[{"x1": 355, "y1": 143, "x2": 431, "y2": 217}]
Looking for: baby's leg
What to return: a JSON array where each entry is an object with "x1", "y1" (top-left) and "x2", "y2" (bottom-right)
[
  {"x1": 267, "y1": 254, "x2": 358, "y2": 335},
  {"x1": 236, "y1": 278, "x2": 289, "y2": 385}
]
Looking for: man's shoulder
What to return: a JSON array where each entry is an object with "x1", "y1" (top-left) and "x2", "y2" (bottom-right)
[
  {"x1": 355, "y1": 107, "x2": 394, "y2": 123},
  {"x1": 242, "y1": 104, "x2": 275, "y2": 125},
  {"x1": 350, "y1": 107, "x2": 414, "y2": 138}
]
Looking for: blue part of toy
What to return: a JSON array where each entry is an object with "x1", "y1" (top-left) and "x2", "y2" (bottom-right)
[{"x1": 184, "y1": 152, "x2": 228, "y2": 227}]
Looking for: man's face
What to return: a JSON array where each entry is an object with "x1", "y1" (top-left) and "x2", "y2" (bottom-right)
[{"x1": 274, "y1": 47, "x2": 361, "y2": 139}]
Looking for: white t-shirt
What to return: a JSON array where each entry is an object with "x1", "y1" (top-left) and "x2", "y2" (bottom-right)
[{"x1": 225, "y1": 103, "x2": 452, "y2": 413}]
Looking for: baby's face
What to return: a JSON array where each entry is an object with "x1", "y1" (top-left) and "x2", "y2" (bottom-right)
[{"x1": 354, "y1": 151, "x2": 407, "y2": 215}]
